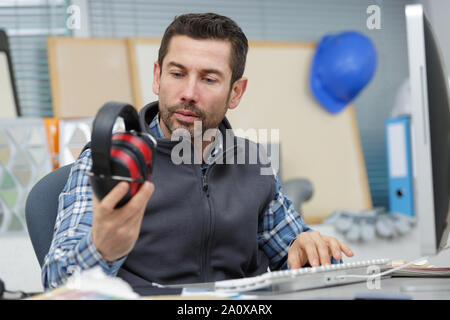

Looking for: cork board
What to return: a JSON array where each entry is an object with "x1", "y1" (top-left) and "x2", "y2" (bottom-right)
[
  {"x1": 127, "y1": 38, "x2": 160, "y2": 110},
  {"x1": 227, "y1": 41, "x2": 372, "y2": 223},
  {"x1": 47, "y1": 37, "x2": 135, "y2": 117},
  {"x1": 126, "y1": 39, "x2": 372, "y2": 224}
]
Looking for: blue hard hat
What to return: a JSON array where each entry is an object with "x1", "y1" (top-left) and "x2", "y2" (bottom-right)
[{"x1": 310, "y1": 31, "x2": 377, "y2": 114}]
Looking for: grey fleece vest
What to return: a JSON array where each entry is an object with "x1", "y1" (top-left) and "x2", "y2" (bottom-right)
[{"x1": 116, "y1": 102, "x2": 277, "y2": 295}]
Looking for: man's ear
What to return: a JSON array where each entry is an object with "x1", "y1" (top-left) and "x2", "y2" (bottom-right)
[
  {"x1": 228, "y1": 77, "x2": 248, "y2": 110},
  {"x1": 152, "y1": 62, "x2": 161, "y2": 95}
]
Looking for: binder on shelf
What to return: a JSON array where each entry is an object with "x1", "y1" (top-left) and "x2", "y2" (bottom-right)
[{"x1": 385, "y1": 116, "x2": 414, "y2": 217}]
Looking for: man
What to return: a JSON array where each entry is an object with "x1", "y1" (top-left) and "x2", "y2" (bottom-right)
[{"x1": 42, "y1": 13, "x2": 353, "y2": 295}]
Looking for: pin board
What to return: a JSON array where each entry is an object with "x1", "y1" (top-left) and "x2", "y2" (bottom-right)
[
  {"x1": 47, "y1": 37, "x2": 135, "y2": 118},
  {"x1": 226, "y1": 42, "x2": 372, "y2": 223},
  {"x1": 127, "y1": 38, "x2": 160, "y2": 109}
]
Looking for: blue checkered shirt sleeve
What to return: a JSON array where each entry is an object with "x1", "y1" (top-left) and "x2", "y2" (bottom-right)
[
  {"x1": 258, "y1": 175, "x2": 312, "y2": 270},
  {"x1": 41, "y1": 148, "x2": 126, "y2": 290}
]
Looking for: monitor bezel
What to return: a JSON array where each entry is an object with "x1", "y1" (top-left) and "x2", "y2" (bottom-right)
[{"x1": 405, "y1": 4, "x2": 450, "y2": 255}]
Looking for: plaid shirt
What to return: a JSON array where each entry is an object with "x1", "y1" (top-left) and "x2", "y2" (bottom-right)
[{"x1": 42, "y1": 115, "x2": 311, "y2": 290}]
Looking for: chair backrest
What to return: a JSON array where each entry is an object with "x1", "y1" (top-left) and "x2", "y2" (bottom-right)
[{"x1": 25, "y1": 164, "x2": 72, "y2": 267}]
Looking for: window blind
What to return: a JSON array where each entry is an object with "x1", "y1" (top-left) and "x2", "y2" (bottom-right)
[{"x1": 0, "y1": 0, "x2": 71, "y2": 117}]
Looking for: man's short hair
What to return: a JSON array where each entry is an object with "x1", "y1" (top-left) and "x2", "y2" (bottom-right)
[{"x1": 158, "y1": 13, "x2": 248, "y2": 86}]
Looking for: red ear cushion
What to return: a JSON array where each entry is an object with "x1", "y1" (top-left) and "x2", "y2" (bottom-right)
[
  {"x1": 111, "y1": 148, "x2": 140, "y2": 196},
  {"x1": 112, "y1": 133, "x2": 152, "y2": 178}
]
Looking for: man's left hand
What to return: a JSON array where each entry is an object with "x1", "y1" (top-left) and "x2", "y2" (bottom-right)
[{"x1": 288, "y1": 231, "x2": 354, "y2": 269}]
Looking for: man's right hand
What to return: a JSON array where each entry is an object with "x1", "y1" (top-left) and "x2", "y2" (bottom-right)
[{"x1": 92, "y1": 181, "x2": 155, "y2": 262}]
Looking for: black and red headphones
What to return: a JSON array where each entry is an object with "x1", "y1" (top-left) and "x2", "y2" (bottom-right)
[{"x1": 89, "y1": 101, "x2": 156, "y2": 208}]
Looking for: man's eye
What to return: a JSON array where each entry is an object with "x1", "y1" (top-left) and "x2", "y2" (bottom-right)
[
  {"x1": 203, "y1": 77, "x2": 216, "y2": 84},
  {"x1": 171, "y1": 72, "x2": 183, "y2": 78}
]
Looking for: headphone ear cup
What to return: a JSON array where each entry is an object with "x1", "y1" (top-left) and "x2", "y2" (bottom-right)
[
  {"x1": 112, "y1": 133, "x2": 154, "y2": 180},
  {"x1": 90, "y1": 145, "x2": 140, "y2": 209},
  {"x1": 111, "y1": 145, "x2": 142, "y2": 195},
  {"x1": 90, "y1": 154, "x2": 133, "y2": 209},
  {"x1": 112, "y1": 138, "x2": 147, "y2": 180},
  {"x1": 138, "y1": 134, "x2": 154, "y2": 179},
  {"x1": 90, "y1": 174, "x2": 130, "y2": 208}
]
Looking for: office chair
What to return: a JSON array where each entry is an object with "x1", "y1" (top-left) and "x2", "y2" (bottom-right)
[
  {"x1": 283, "y1": 178, "x2": 314, "y2": 214},
  {"x1": 25, "y1": 164, "x2": 72, "y2": 267},
  {"x1": 264, "y1": 142, "x2": 314, "y2": 213}
]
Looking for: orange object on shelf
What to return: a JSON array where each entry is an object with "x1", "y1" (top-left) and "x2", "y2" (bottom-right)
[{"x1": 43, "y1": 117, "x2": 59, "y2": 170}]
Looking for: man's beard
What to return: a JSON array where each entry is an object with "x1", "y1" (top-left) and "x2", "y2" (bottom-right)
[{"x1": 160, "y1": 101, "x2": 227, "y2": 138}]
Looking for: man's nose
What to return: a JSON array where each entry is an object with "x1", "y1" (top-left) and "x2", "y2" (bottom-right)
[{"x1": 181, "y1": 77, "x2": 199, "y2": 103}]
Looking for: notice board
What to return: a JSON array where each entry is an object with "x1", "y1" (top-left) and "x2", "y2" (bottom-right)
[
  {"x1": 47, "y1": 37, "x2": 135, "y2": 117},
  {"x1": 227, "y1": 42, "x2": 372, "y2": 223}
]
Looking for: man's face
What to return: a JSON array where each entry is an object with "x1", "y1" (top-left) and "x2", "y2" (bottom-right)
[{"x1": 153, "y1": 35, "x2": 247, "y2": 137}]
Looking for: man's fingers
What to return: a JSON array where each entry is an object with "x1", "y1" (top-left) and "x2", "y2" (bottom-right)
[
  {"x1": 288, "y1": 241, "x2": 308, "y2": 269},
  {"x1": 100, "y1": 182, "x2": 130, "y2": 211},
  {"x1": 310, "y1": 232, "x2": 331, "y2": 265},
  {"x1": 288, "y1": 251, "x2": 301, "y2": 269},
  {"x1": 288, "y1": 232, "x2": 355, "y2": 270},
  {"x1": 326, "y1": 237, "x2": 343, "y2": 261},
  {"x1": 339, "y1": 240, "x2": 354, "y2": 257},
  {"x1": 127, "y1": 181, "x2": 154, "y2": 209},
  {"x1": 303, "y1": 239, "x2": 320, "y2": 267},
  {"x1": 119, "y1": 182, "x2": 154, "y2": 221}
]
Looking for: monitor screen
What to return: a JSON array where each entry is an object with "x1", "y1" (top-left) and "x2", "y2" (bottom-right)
[{"x1": 406, "y1": 4, "x2": 450, "y2": 255}]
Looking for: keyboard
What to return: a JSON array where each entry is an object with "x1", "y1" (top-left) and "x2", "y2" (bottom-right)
[{"x1": 215, "y1": 258, "x2": 392, "y2": 293}]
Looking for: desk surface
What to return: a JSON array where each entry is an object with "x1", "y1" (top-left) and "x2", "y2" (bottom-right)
[
  {"x1": 248, "y1": 277, "x2": 450, "y2": 300},
  {"x1": 1, "y1": 223, "x2": 449, "y2": 298},
  {"x1": 248, "y1": 223, "x2": 450, "y2": 300}
]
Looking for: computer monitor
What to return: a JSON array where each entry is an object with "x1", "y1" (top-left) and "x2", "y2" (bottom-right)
[{"x1": 405, "y1": 4, "x2": 450, "y2": 255}]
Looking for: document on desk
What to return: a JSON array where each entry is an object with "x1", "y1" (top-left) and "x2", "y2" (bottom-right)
[
  {"x1": 389, "y1": 259, "x2": 450, "y2": 277},
  {"x1": 391, "y1": 267, "x2": 450, "y2": 277}
]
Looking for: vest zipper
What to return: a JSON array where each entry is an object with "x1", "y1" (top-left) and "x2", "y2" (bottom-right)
[
  {"x1": 199, "y1": 144, "x2": 236, "y2": 281},
  {"x1": 202, "y1": 171, "x2": 209, "y2": 194},
  {"x1": 200, "y1": 165, "x2": 214, "y2": 282}
]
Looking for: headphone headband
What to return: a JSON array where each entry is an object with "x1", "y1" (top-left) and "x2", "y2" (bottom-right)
[{"x1": 91, "y1": 101, "x2": 141, "y2": 177}]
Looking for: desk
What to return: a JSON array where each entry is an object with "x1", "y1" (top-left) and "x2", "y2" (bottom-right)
[
  {"x1": 1, "y1": 223, "x2": 449, "y2": 298},
  {"x1": 248, "y1": 277, "x2": 450, "y2": 300},
  {"x1": 248, "y1": 223, "x2": 449, "y2": 300}
]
